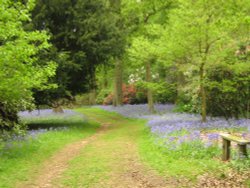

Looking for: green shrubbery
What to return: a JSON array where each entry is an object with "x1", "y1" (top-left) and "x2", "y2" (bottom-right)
[
  {"x1": 0, "y1": 1, "x2": 56, "y2": 131},
  {"x1": 153, "y1": 83, "x2": 177, "y2": 104},
  {"x1": 98, "y1": 83, "x2": 177, "y2": 105},
  {"x1": 175, "y1": 57, "x2": 250, "y2": 119},
  {"x1": 96, "y1": 89, "x2": 112, "y2": 104},
  {"x1": 206, "y1": 62, "x2": 250, "y2": 119}
]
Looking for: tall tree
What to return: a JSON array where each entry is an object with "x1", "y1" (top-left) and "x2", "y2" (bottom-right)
[
  {"x1": 164, "y1": 0, "x2": 249, "y2": 121},
  {"x1": 109, "y1": 0, "x2": 126, "y2": 106},
  {"x1": 125, "y1": 0, "x2": 173, "y2": 112},
  {"x1": 0, "y1": 0, "x2": 56, "y2": 129},
  {"x1": 31, "y1": 0, "x2": 124, "y2": 107}
]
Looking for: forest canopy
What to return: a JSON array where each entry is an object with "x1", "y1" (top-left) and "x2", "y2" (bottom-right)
[{"x1": 0, "y1": 0, "x2": 249, "y2": 132}]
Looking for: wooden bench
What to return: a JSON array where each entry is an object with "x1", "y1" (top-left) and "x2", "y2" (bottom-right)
[{"x1": 220, "y1": 133, "x2": 250, "y2": 161}]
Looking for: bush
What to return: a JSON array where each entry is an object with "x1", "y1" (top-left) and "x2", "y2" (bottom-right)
[
  {"x1": 96, "y1": 89, "x2": 112, "y2": 104},
  {"x1": 73, "y1": 94, "x2": 90, "y2": 106},
  {"x1": 103, "y1": 84, "x2": 143, "y2": 105},
  {"x1": 122, "y1": 84, "x2": 137, "y2": 104},
  {"x1": 206, "y1": 62, "x2": 250, "y2": 119},
  {"x1": 154, "y1": 83, "x2": 177, "y2": 103},
  {"x1": 103, "y1": 93, "x2": 114, "y2": 105},
  {"x1": 135, "y1": 91, "x2": 147, "y2": 104},
  {"x1": 102, "y1": 82, "x2": 177, "y2": 105},
  {"x1": 0, "y1": 102, "x2": 20, "y2": 131}
]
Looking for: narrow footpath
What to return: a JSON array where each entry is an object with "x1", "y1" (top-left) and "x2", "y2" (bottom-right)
[{"x1": 18, "y1": 108, "x2": 171, "y2": 188}]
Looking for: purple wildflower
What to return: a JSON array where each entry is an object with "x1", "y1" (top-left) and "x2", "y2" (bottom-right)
[{"x1": 98, "y1": 104, "x2": 250, "y2": 149}]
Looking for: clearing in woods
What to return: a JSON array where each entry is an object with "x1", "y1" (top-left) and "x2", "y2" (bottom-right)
[{"x1": 18, "y1": 108, "x2": 171, "y2": 188}]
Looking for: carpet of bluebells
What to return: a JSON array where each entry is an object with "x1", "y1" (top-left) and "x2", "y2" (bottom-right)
[
  {"x1": 98, "y1": 104, "x2": 250, "y2": 150},
  {"x1": 19, "y1": 109, "x2": 86, "y2": 134},
  {"x1": 0, "y1": 109, "x2": 85, "y2": 153}
]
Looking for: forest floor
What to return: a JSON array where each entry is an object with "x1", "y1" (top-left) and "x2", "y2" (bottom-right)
[
  {"x1": 11, "y1": 107, "x2": 250, "y2": 188},
  {"x1": 18, "y1": 107, "x2": 173, "y2": 188}
]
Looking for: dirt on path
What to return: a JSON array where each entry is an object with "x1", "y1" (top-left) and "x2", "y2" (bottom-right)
[
  {"x1": 17, "y1": 110, "x2": 172, "y2": 188},
  {"x1": 17, "y1": 123, "x2": 111, "y2": 188}
]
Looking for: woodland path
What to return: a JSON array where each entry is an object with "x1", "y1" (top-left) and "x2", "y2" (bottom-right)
[{"x1": 17, "y1": 108, "x2": 171, "y2": 188}]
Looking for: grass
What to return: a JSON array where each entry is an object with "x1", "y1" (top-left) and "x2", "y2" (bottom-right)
[
  {"x1": 139, "y1": 130, "x2": 227, "y2": 180},
  {"x1": 0, "y1": 114, "x2": 99, "y2": 188},
  {"x1": 58, "y1": 107, "x2": 232, "y2": 187},
  {"x1": 1, "y1": 107, "x2": 248, "y2": 187},
  {"x1": 58, "y1": 107, "x2": 145, "y2": 187}
]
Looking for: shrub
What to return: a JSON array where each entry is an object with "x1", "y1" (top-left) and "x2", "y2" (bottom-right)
[
  {"x1": 73, "y1": 94, "x2": 90, "y2": 106},
  {"x1": 122, "y1": 84, "x2": 137, "y2": 104},
  {"x1": 154, "y1": 83, "x2": 177, "y2": 103},
  {"x1": 103, "y1": 93, "x2": 114, "y2": 105},
  {"x1": 96, "y1": 89, "x2": 111, "y2": 104},
  {"x1": 206, "y1": 62, "x2": 250, "y2": 119},
  {"x1": 103, "y1": 84, "x2": 142, "y2": 105}
]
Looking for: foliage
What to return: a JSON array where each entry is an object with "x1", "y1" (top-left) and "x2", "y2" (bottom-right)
[
  {"x1": 73, "y1": 93, "x2": 89, "y2": 106},
  {"x1": 0, "y1": 0, "x2": 56, "y2": 130},
  {"x1": 96, "y1": 89, "x2": 112, "y2": 105},
  {"x1": 31, "y1": 0, "x2": 125, "y2": 106},
  {"x1": 160, "y1": 0, "x2": 250, "y2": 119},
  {"x1": 103, "y1": 84, "x2": 138, "y2": 105},
  {"x1": 206, "y1": 60, "x2": 250, "y2": 119},
  {"x1": 136, "y1": 81, "x2": 177, "y2": 103},
  {"x1": 2, "y1": 0, "x2": 250, "y2": 129},
  {"x1": 103, "y1": 93, "x2": 114, "y2": 105}
]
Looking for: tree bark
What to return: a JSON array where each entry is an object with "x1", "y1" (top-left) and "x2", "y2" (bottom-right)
[
  {"x1": 103, "y1": 65, "x2": 108, "y2": 89},
  {"x1": 247, "y1": 86, "x2": 249, "y2": 119},
  {"x1": 114, "y1": 59, "x2": 123, "y2": 106},
  {"x1": 200, "y1": 63, "x2": 207, "y2": 122},
  {"x1": 89, "y1": 89, "x2": 96, "y2": 105},
  {"x1": 146, "y1": 61, "x2": 155, "y2": 113},
  {"x1": 89, "y1": 71, "x2": 97, "y2": 105},
  {"x1": 176, "y1": 69, "x2": 185, "y2": 104}
]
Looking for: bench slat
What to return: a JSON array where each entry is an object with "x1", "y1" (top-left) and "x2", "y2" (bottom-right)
[{"x1": 220, "y1": 133, "x2": 250, "y2": 145}]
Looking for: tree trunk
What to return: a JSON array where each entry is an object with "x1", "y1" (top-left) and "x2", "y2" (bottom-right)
[
  {"x1": 89, "y1": 70, "x2": 97, "y2": 105},
  {"x1": 89, "y1": 89, "x2": 96, "y2": 105},
  {"x1": 200, "y1": 63, "x2": 207, "y2": 122},
  {"x1": 247, "y1": 86, "x2": 249, "y2": 119},
  {"x1": 103, "y1": 65, "x2": 108, "y2": 89},
  {"x1": 114, "y1": 58, "x2": 123, "y2": 106},
  {"x1": 146, "y1": 61, "x2": 155, "y2": 113},
  {"x1": 176, "y1": 69, "x2": 185, "y2": 104}
]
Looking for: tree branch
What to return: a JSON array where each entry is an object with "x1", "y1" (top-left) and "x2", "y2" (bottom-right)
[{"x1": 144, "y1": 2, "x2": 172, "y2": 23}]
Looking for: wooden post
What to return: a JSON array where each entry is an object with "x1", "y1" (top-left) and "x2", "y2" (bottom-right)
[
  {"x1": 220, "y1": 133, "x2": 250, "y2": 161},
  {"x1": 222, "y1": 138, "x2": 231, "y2": 161},
  {"x1": 238, "y1": 144, "x2": 248, "y2": 159}
]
